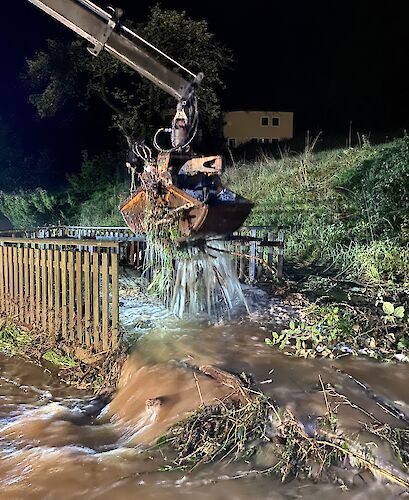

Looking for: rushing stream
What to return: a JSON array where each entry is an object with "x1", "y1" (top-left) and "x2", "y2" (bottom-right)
[{"x1": 1, "y1": 291, "x2": 409, "y2": 499}]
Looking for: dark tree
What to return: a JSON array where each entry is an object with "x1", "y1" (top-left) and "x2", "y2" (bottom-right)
[{"x1": 24, "y1": 6, "x2": 232, "y2": 144}]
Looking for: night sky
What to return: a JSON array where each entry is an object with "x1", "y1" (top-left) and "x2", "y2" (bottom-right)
[{"x1": 1, "y1": 0, "x2": 409, "y2": 175}]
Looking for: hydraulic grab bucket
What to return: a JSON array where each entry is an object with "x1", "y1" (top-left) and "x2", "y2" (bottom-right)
[{"x1": 120, "y1": 153, "x2": 253, "y2": 241}]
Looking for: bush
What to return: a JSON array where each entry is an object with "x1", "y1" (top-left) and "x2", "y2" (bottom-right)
[
  {"x1": 76, "y1": 184, "x2": 128, "y2": 226},
  {"x1": 65, "y1": 151, "x2": 129, "y2": 226},
  {"x1": 0, "y1": 188, "x2": 59, "y2": 228}
]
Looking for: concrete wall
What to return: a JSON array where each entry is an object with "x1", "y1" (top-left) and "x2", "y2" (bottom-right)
[{"x1": 223, "y1": 111, "x2": 294, "y2": 146}]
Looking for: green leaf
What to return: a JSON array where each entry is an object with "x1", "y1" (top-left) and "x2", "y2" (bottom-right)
[
  {"x1": 382, "y1": 302, "x2": 395, "y2": 315},
  {"x1": 264, "y1": 338, "x2": 273, "y2": 345},
  {"x1": 289, "y1": 321, "x2": 295, "y2": 330},
  {"x1": 394, "y1": 306, "x2": 405, "y2": 319},
  {"x1": 156, "y1": 435, "x2": 169, "y2": 446}
]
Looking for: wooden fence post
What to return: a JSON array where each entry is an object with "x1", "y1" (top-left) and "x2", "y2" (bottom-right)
[
  {"x1": 83, "y1": 252, "x2": 91, "y2": 347},
  {"x1": 111, "y1": 251, "x2": 119, "y2": 350},
  {"x1": 267, "y1": 231, "x2": 274, "y2": 271},
  {"x1": 0, "y1": 247, "x2": 4, "y2": 313},
  {"x1": 92, "y1": 250, "x2": 100, "y2": 351}
]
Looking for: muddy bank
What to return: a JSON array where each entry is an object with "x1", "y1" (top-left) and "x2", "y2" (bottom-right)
[{"x1": 0, "y1": 317, "x2": 127, "y2": 394}]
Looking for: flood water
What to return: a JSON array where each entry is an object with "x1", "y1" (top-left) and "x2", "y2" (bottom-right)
[{"x1": 1, "y1": 293, "x2": 409, "y2": 499}]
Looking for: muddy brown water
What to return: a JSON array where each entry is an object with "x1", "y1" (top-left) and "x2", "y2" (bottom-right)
[{"x1": 1, "y1": 312, "x2": 409, "y2": 499}]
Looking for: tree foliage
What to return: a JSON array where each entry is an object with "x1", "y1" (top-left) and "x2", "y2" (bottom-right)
[
  {"x1": 0, "y1": 189, "x2": 58, "y2": 228},
  {"x1": 24, "y1": 6, "x2": 232, "y2": 142}
]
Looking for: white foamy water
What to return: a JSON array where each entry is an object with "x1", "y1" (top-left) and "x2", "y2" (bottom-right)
[{"x1": 171, "y1": 241, "x2": 248, "y2": 317}]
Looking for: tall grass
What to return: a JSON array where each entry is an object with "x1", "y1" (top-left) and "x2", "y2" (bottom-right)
[{"x1": 225, "y1": 137, "x2": 409, "y2": 284}]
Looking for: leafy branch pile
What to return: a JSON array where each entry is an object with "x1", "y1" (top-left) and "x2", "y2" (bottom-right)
[
  {"x1": 265, "y1": 298, "x2": 409, "y2": 361},
  {"x1": 160, "y1": 395, "x2": 270, "y2": 468},
  {"x1": 153, "y1": 379, "x2": 409, "y2": 489}
]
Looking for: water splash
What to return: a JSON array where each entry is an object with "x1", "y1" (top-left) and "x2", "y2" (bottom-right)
[
  {"x1": 171, "y1": 240, "x2": 248, "y2": 318},
  {"x1": 144, "y1": 238, "x2": 248, "y2": 318}
]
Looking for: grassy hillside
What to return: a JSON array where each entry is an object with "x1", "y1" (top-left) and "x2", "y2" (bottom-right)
[{"x1": 225, "y1": 137, "x2": 409, "y2": 284}]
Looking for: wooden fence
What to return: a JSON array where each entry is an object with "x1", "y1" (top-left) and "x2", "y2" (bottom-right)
[
  {"x1": 0, "y1": 226, "x2": 284, "y2": 358},
  {"x1": 0, "y1": 237, "x2": 119, "y2": 353}
]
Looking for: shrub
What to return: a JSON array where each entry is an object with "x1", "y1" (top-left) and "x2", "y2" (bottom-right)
[{"x1": 0, "y1": 188, "x2": 59, "y2": 228}]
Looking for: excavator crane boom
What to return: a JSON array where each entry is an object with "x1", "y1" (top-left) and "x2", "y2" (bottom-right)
[
  {"x1": 27, "y1": 0, "x2": 203, "y2": 101},
  {"x1": 26, "y1": 0, "x2": 253, "y2": 240}
]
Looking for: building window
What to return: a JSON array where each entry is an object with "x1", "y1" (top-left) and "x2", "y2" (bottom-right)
[
  {"x1": 228, "y1": 138, "x2": 236, "y2": 148},
  {"x1": 272, "y1": 117, "x2": 280, "y2": 127},
  {"x1": 261, "y1": 116, "x2": 269, "y2": 126}
]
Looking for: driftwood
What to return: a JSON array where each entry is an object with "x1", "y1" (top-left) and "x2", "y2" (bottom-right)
[
  {"x1": 197, "y1": 364, "x2": 251, "y2": 403},
  {"x1": 181, "y1": 356, "x2": 251, "y2": 403}
]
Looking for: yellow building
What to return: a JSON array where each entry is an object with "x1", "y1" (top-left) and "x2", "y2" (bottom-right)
[{"x1": 223, "y1": 111, "x2": 294, "y2": 147}]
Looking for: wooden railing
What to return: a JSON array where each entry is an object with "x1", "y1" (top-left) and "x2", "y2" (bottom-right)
[{"x1": 0, "y1": 237, "x2": 120, "y2": 352}]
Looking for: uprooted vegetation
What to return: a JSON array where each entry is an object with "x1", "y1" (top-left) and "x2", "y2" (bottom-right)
[{"x1": 150, "y1": 365, "x2": 409, "y2": 490}]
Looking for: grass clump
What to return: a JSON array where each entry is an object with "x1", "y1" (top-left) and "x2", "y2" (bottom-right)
[
  {"x1": 330, "y1": 239, "x2": 409, "y2": 284},
  {"x1": 42, "y1": 349, "x2": 78, "y2": 368},
  {"x1": 0, "y1": 320, "x2": 31, "y2": 355}
]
